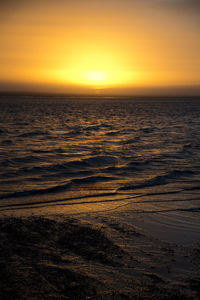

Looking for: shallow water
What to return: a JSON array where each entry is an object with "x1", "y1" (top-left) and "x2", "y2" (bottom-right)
[{"x1": 0, "y1": 95, "x2": 200, "y2": 241}]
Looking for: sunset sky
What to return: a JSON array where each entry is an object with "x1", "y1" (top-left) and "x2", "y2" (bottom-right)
[{"x1": 0, "y1": 0, "x2": 199, "y2": 95}]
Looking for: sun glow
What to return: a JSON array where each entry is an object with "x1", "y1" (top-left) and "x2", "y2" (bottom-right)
[
  {"x1": 51, "y1": 67, "x2": 136, "y2": 88},
  {"x1": 49, "y1": 51, "x2": 137, "y2": 87},
  {"x1": 85, "y1": 71, "x2": 107, "y2": 83},
  {"x1": 46, "y1": 45, "x2": 138, "y2": 88}
]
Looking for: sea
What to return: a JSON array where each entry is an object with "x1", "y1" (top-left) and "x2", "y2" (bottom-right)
[{"x1": 0, "y1": 95, "x2": 200, "y2": 242}]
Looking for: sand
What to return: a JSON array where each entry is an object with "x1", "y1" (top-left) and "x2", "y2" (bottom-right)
[{"x1": 0, "y1": 202, "x2": 200, "y2": 299}]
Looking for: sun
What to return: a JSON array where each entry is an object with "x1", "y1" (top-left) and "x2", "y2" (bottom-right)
[
  {"x1": 84, "y1": 71, "x2": 107, "y2": 84},
  {"x1": 52, "y1": 67, "x2": 135, "y2": 88},
  {"x1": 49, "y1": 48, "x2": 137, "y2": 88}
]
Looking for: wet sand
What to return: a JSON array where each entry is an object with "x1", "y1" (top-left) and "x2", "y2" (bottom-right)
[{"x1": 0, "y1": 204, "x2": 200, "y2": 299}]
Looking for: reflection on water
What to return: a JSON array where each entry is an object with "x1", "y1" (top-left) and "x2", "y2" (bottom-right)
[{"x1": 0, "y1": 95, "x2": 200, "y2": 237}]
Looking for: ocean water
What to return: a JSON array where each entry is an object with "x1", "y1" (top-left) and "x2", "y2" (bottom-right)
[{"x1": 0, "y1": 95, "x2": 200, "y2": 240}]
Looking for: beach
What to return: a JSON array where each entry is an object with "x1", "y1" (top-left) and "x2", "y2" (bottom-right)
[{"x1": 1, "y1": 196, "x2": 200, "y2": 299}]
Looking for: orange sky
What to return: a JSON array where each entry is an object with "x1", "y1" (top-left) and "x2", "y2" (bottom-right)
[{"x1": 0, "y1": 0, "x2": 200, "y2": 95}]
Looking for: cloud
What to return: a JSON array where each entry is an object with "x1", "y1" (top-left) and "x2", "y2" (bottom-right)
[
  {"x1": 150, "y1": 0, "x2": 200, "y2": 11},
  {"x1": 1, "y1": 0, "x2": 200, "y2": 12}
]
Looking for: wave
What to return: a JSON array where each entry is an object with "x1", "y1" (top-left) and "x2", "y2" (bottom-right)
[
  {"x1": 106, "y1": 131, "x2": 119, "y2": 136},
  {"x1": 84, "y1": 125, "x2": 102, "y2": 131},
  {"x1": 127, "y1": 159, "x2": 152, "y2": 168},
  {"x1": 11, "y1": 155, "x2": 44, "y2": 164},
  {"x1": 0, "y1": 128, "x2": 8, "y2": 134},
  {"x1": 0, "y1": 182, "x2": 72, "y2": 200},
  {"x1": 0, "y1": 175, "x2": 117, "y2": 200},
  {"x1": 18, "y1": 130, "x2": 50, "y2": 138},
  {"x1": 83, "y1": 155, "x2": 117, "y2": 167},
  {"x1": 118, "y1": 169, "x2": 195, "y2": 191},
  {"x1": 184, "y1": 185, "x2": 200, "y2": 191},
  {"x1": 0, "y1": 191, "x2": 119, "y2": 212},
  {"x1": 0, "y1": 155, "x2": 118, "y2": 178},
  {"x1": 121, "y1": 137, "x2": 140, "y2": 145},
  {"x1": 139, "y1": 127, "x2": 155, "y2": 133},
  {"x1": 1, "y1": 139, "x2": 13, "y2": 145},
  {"x1": 71, "y1": 175, "x2": 117, "y2": 184}
]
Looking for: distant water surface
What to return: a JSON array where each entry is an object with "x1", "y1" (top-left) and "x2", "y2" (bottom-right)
[{"x1": 0, "y1": 95, "x2": 200, "y2": 240}]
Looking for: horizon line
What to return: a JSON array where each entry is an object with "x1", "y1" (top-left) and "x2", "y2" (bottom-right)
[{"x1": 0, "y1": 90, "x2": 200, "y2": 99}]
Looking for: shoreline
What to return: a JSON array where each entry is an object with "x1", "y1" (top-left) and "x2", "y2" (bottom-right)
[{"x1": 1, "y1": 207, "x2": 200, "y2": 299}]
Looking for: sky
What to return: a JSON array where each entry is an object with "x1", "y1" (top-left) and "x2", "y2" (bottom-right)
[{"x1": 0, "y1": 0, "x2": 200, "y2": 95}]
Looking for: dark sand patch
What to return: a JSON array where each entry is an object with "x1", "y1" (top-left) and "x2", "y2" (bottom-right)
[{"x1": 0, "y1": 215, "x2": 200, "y2": 299}]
